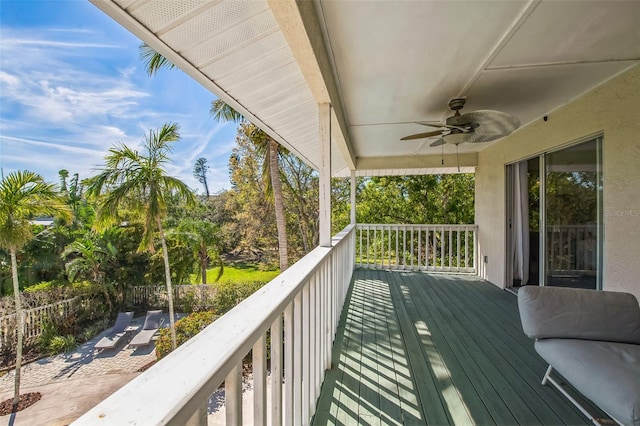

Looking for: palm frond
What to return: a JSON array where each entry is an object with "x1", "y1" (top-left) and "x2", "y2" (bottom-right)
[{"x1": 139, "y1": 43, "x2": 176, "y2": 76}]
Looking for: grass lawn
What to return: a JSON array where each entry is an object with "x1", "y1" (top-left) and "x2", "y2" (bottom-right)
[{"x1": 196, "y1": 263, "x2": 280, "y2": 285}]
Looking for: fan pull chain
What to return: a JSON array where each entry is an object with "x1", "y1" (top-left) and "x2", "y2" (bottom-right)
[
  {"x1": 456, "y1": 144, "x2": 460, "y2": 172},
  {"x1": 441, "y1": 143, "x2": 444, "y2": 165}
]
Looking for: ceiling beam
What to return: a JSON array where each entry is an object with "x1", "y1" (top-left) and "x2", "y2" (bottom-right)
[
  {"x1": 357, "y1": 153, "x2": 478, "y2": 170},
  {"x1": 268, "y1": 0, "x2": 356, "y2": 170}
]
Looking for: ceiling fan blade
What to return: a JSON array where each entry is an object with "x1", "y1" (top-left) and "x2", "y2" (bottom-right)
[
  {"x1": 429, "y1": 138, "x2": 446, "y2": 147},
  {"x1": 458, "y1": 110, "x2": 521, "y2": 143},
  {"x1": 401, "y1": 130, "x2": 443, "y2": 141},
  {"x1": 416, "y1": 121, "x2": 447, "y2": 128}
]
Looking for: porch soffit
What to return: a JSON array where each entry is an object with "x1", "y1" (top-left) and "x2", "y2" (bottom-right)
[
  {"x1": 90, "y1": 0, "x2": 353, "y2": 176},
  {"x1": 89, "y1": 0, "x2": 640, "y2": 178}
]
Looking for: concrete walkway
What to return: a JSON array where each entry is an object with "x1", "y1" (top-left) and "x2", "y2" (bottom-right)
[
  {"x1": 0, "y1": 314, "x2": 159, "y2": 425},
  {"x1": 0, "y1": 313, "x2": 262, "y2": 425}
]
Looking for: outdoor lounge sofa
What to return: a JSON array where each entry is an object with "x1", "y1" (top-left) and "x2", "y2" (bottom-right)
[
  {"x1": 94, "y1": 312, "x2": 134, "y2": 351},
  {"x1": 129, "y1": 310, "x2": 163, "y2": 347},
  {"x1": 518, "y1": 286, "x2": 640, "y2": 426}
]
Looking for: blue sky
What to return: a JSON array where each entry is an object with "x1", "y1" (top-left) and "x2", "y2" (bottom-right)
[{"x1": 0, "y1": 0, "x2": 237, "y2": 194}]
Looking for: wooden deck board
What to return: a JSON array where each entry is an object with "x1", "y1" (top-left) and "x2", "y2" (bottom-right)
[{"x1": 312, "y1": 270, "x2": 592, "y2": 425}]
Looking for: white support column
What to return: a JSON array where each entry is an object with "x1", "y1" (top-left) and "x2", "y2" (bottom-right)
[
  {"x1": 350, "y1": 169, "x2": 356, "y2": 225},
  {"x1": 319, "y1": 103, "x2": 332, "y2": 247}
]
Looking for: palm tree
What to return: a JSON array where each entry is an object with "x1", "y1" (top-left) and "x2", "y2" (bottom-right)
[
  {"x1": 0, "y1": 170, "x2": 71, "y2": 408},
  {"x1": 171, "y1": 219, "x2": 223, "y2": 284},
  {"x1": 210, "y1": 100, "x2": 289, "y2": 271},
  {"x1": 140, "y1": 43, "x2": 289, "y2": 271},
  {"x1": 85, "y1": 123, "x2": 196, "y2": 350}
]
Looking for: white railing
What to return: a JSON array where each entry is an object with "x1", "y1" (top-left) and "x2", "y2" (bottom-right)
[
  {"x1": 74, "y1": 224, "x2": 355, "y2": 425},
  {"x1": 547, "y1": 224, "x2": 597, "y2": 273},
  {"x1": 356, "y1": 224, "x2": 477, "y2": 273},
  {"x1": 0, "y1": 297, "x2": 77, "y2": 347}
]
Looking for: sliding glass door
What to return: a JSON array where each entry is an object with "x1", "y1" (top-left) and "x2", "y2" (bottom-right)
[
  {"x1": 507, "y1": 137, "x2": 602, "y2": 289},
  {"x1": 545, "y1": 138, "x2": 602, "y2": 289}
]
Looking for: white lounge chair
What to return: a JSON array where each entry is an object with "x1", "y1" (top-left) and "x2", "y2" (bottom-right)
[
  {"x1": 94, "y1": 312, "x2": 134, "y2": 350},
  {"x1": 129, "y1": 310, "x2": 163, "y2": 347}
]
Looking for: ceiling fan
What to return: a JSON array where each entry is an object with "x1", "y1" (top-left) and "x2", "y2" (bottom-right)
[{"x1": 401, "y1": 97, "x2": 521, "y2": 147}]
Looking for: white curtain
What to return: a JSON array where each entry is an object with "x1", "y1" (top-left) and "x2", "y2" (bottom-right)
[{"x1": 512, "y1": 161, "x2": 529, "y2": 285}]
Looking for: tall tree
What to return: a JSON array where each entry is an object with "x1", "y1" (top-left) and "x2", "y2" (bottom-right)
[
  {"x1": 0, "y1": 171, "x2": 71, "y2": 408},
  {"x1": 85, "y1": 123, "x2": 196, "y2": 350},
  {"x1": 193, "y1": 157, "x2": 210, "y2": 197},
  {"x1": 211, "y1": 100, "x2": 289, "y2": 271},
  {"x1": 58, "y1": 169, "x2": 69, "y2": 194},
  {"x1": 138, "y1": 43, "x2": 289, "y2": 271}
]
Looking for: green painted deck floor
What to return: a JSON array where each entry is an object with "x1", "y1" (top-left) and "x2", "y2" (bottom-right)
[{"x1": 313, "y1": 269, "x2": 595, "y2": 425}]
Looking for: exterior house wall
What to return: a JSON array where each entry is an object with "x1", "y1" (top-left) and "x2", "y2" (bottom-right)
[{"x1": 475, "y1": 64, "x2": 640, "y2": 300}]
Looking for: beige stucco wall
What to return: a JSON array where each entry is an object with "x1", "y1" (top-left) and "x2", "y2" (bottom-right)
[{"x1": 475, "y1": 64, "x2": 640, "y2": 299}]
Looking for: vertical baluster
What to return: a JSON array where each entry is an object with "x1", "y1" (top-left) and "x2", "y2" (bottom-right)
[
  {"x1": 284, "y1": 302, "x2": 294, "y2": 426},
  {"x1": 225, "y1": 361, "x2": 243, "y2": 425},
  {"x1": 302, "y1": 278, "x2": 315, "y2": 424},
  {"x1": 418, "y1": 227, "x2": 422, "y2": 269},
  {"x1": 325, "y1": 260, "x2": 332, "y2": 367},
  {"x1": 294, "y1": 291, "x2": 303, "y2": 425},
  {"x1": 410, "y1": 227, "x2": 415, "y2": 269},
  {"x1": 402, "y1": 226, "x2": 406, "y2": 269},
  {"x1": 456, "y1": 228, "x2": 461, "y2": 271},
  {"x1": 395, "y1": 226, "x2": 399, "y2": 268},
  {"x1": 387, "y1": 226, "x2": 391, "y2": 268},
  {"x1": 440, "y1": 226, "x2": 445, "y2": 270},
  {"x1": 253, "y1": 334, "x2": 267, "y2": 426},
  {"x1": 448, "y1": 227, "x2": 453, "y2": 270},
  {"x1": 373, "y1": 227, "x2": 377, "y2": 268},
  {"x1": 309, "y1": 275, "x2": 316, "y2": 409},
  {"x1": 358, "y1": 226, "x2": 362, "y2": 268},
  {"x1": 271, "y1": 315, "x2": 283, "y2": 426},
  {"x1": 465, "y1": 228, "x2": 469, "y2": 269},
  {"x1": 315, "y1": 272, "x2": 322, "y2": 396}
]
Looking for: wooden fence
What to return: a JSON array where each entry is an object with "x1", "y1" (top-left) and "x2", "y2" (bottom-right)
[
  {"x1": 0, "y1": 297, "x2": 77, "y2": 347},
  {"x1": 130, "y1": 285, "x2": 218, "y2": 310}
]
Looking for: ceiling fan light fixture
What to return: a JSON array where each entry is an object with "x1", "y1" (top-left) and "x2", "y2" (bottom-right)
[{"x1": 442, "y1": 132, "x2": 467, "y2": 145}]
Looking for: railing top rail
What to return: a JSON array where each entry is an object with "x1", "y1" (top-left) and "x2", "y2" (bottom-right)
[
  {"x1": 75, "y1": 225, "x2": 355, "y2": 425},
  {"x1": 356, "y1": 223, "x2": 476, "y2": 227}
]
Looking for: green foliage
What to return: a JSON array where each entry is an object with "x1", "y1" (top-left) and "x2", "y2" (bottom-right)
[
  {"x1": 24, "y1": 280, "x2": 65, "y2": 293},
  {"x1": 155, "y1": 311, "x2": 218, "y2": 359},
  {"x1": 212, "y1": 281, "x2": 265, "y2": 315},
  {"x1": 47, "y1": 335, "x2": 76, "y2": 355},
  {"x1": 37, "y1": 318, "x2": 60, "y2": 352}
]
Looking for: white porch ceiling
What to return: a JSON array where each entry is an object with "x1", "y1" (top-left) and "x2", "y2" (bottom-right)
[{"x1": 90, "y1": 0, "x2": 640, "y2": 177}]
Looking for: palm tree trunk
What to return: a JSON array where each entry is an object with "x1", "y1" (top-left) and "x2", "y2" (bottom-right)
[
  {"x1": 10, "y1": 247, "x2": 23, "y2": 408},
  {"x1": 157, "y1": 219, "x2": 177, "y2": 350},
  {"x1": 201, "y1": 250, "x2": 208, "y2": 285},
  {"x1": 269, "y1": 138, "x2": 288, "y2": 271}
]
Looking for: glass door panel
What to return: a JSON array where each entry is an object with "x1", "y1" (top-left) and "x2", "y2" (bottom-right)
[{"x1": 545, "y1": 139, "x2": 602, "y2": 289}]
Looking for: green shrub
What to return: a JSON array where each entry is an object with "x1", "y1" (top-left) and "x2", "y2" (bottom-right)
[
  {"x1": 47, "y1": 335, "x2": 76, "y2": 355},
  {"x1": 155, "y1": 311, "x2": 218, "y2": 360},
  {"x1": 24, "y1": 280, "x2": 65, "y2": 293},
  {"x1": 212, "y1": 281, "x2": 265, "y2": 315},
  {"x1": 37, "y1": 318, "x2": 59, "y2": 352}
]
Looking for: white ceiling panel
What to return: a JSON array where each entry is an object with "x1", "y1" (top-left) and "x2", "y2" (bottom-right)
[
  {"x1": 490, "y1": 1, "x2": 640, "y2": 68},
  {"x1": 467, "y1": 61, "x2": 639, "y2": 125}
]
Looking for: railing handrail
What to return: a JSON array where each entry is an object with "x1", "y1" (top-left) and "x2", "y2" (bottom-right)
[{"x1": 74, "y1": 224, "x2": 356, "y2": 425}]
